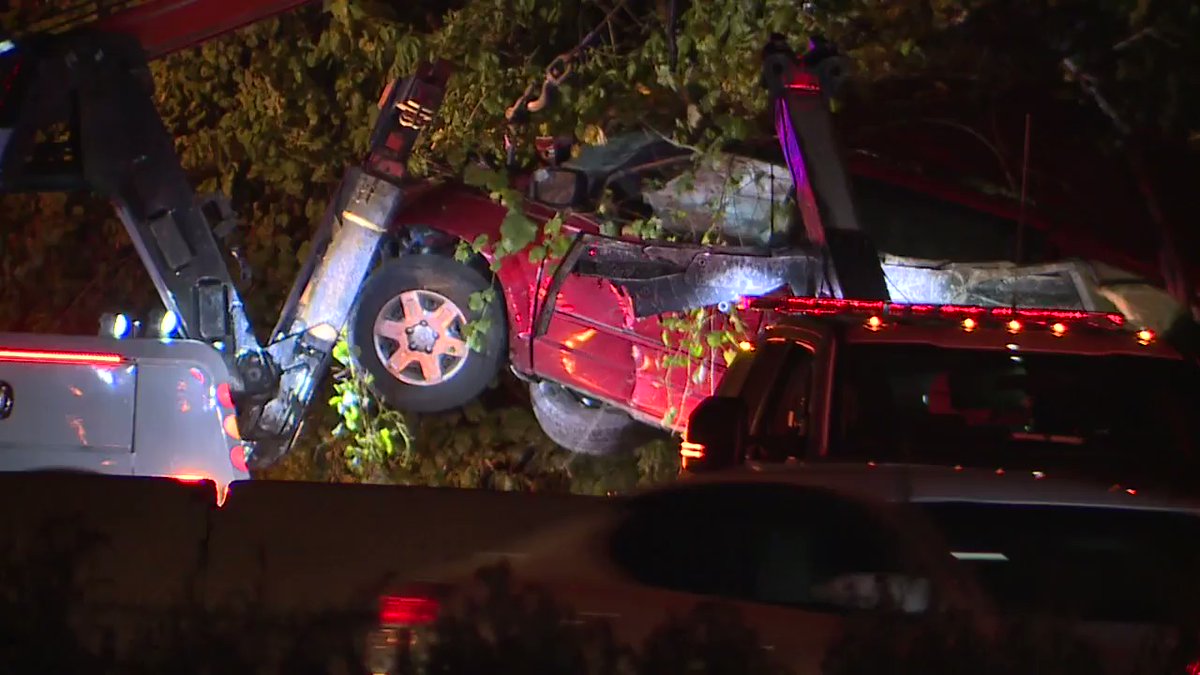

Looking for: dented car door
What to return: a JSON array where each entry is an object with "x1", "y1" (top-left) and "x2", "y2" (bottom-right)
[{"x1": 533, "y1": 231, "x2": 824, "y2": 429}]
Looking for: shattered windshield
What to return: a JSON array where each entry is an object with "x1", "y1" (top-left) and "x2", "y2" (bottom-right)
[{"x1": 829, "y1": 343, "x2": 1200, "y2": 474}]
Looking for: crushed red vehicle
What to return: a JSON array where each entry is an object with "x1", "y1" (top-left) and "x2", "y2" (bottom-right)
[
  {"x1": 350, "y1": 129, "x2": 1175, "y2": 455},
  {"x1": 355, "y1": 141, "x2": 797, "y2": 455},
  {"x1": 342, "y1": 38, "x2": 882, "y2": 455},
  {"x1": 344, "y1": 37, "x2": 1189, "y2": 456}
]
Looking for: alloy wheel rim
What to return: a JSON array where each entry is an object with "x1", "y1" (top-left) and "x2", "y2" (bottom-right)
[{"x1": 373, "y1": 289, "x2": 469, "y2": 386}]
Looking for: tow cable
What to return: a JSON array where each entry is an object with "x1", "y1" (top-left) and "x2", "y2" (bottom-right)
[{"x1": 503, "y1": 0, "x2": 630, "y2": 166}]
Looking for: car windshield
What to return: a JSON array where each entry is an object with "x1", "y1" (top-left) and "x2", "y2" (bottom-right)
[
  {"x1": 829, "y1": 343, "x2": 1200, "y2": 475},
  {"x1": 917, "y1": 501, "x2": 1200, "y2": 624}
]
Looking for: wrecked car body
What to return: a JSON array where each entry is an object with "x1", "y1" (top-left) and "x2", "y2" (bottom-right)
[{"x1": 377, "y1": 128, "x2": 1180, "y2": 454}]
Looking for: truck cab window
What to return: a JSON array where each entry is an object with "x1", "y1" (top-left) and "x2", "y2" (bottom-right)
[
  {"x1": 830, "y1": 342, "x2": 1200, "y2": 475},
  {"x1": 751, "y1": 342, "x2": 815, "y2": 460}
]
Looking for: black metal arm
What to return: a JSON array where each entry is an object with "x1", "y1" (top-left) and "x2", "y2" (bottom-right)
[
  {"x1": 762, "y1": 34, "x2": 890, "y2": 301},
  {"x1": 0, "y1": 31, "x2": 263, "y2": 370}
]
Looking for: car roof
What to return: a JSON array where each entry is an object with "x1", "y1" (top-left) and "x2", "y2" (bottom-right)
[
  {"x1": 770, "y1": 316, "x2": 1183, "y2": 359},
  {"x1": 673, "y1": 461, "x2": 1200, "y2": 515}
]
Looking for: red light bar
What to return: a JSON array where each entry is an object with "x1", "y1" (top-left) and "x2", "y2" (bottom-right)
[
  {"x1": 216, "y1": 382, "x2": 235, "y2": 409},
  {"x1": 380, "y1": 594, "x2": 440, "y2": 626},
  {"x1": 229, "y1": 445, "x2": 249, "y2": 473},
  {"x1": 785, "y1": 71, "x2": 822, "y2": 92},
  {"x1": 0, "y1": 348, "x2": 126, "y2": 366},
  {"x1": 746, "y1": 297, "x2": 1126, "y2": 329}
]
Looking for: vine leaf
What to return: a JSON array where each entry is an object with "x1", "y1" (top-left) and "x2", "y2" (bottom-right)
[
  {"x1": 498, "y1": 210, "x2": 539, "y2": 255},
  {"x1": 463, "y1": 164, "x2": 508, "y2": 192}
]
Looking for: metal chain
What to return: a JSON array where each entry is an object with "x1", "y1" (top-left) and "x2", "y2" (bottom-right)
[{"x1": 503, "y1": 0, "x2": 630, "y2": 164}]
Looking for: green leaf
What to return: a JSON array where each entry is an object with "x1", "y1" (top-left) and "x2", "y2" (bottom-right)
[
  {"x1": 332, "y1": 339, "x2": 351, "y2": 366},
  {"x1": 499, "y1": 209, "x2": 538, "y2": 252},
  {"x1": 662, "y1": 407, "x2": 678, "y2": 426},
  {"x1": 462, "y1": 164, "x2": 507, "y2": 192},
  {"x1": 454, "y1": 239, "x2": 472, "y2": 263},
  {"x1": 549, "y1": 234, "x2": 573, "y2": 259},
  {"x1": 468, "y1": 290, "x2": 489, "y2": 313}
]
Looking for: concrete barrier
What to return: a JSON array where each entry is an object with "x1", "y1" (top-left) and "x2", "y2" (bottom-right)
[
  {"x1": 0, "y1": 473, "x2": 612, "y2": 618},
  {"x1": 205, "y1": 479, "x2": 611, "y2": 613},
  {"x1": 0, "y1": 472, "x2": 216, "y2": 611}
]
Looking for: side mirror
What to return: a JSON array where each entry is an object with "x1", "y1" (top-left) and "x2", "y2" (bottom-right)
[
  {"x1": 681, "y1": 396, "x2": 748, "y2": 472},
  {"x1": 529, "y1": 167, "x2": 588, "y2": 208}
]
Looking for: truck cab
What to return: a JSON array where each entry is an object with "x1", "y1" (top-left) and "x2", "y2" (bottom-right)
[
  {"x1": 0, "y1": 332, "x2": 250, "y2": 500},
  {"x1": 683, "y1": 297, "x2": 1200, "y2": 483}
]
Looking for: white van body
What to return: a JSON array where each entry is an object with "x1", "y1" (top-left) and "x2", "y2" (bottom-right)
[{"x1": 0, "y1": 332, "x2": 249, "y2": 494}]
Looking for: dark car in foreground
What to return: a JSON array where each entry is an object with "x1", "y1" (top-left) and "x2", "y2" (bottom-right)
[{"x1": 366, "y1": 462, "x2": 1200, "y2": 675}]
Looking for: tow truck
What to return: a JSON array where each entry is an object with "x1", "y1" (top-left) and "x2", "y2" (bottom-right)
[
  {"x1": 681, "y1": 294, "x2": 1200, "y2": 484},
  {"x1": 0, "y1": 2, "x2": 1190, "y2": 475},
  {"x1": 0, "y1": 330, "x2": 249, "y2": 499}
]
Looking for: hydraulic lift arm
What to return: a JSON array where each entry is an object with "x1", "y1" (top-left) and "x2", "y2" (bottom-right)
[
  {"x1": 0, "y1": 2, "x2": 452, "y2": 467},
  {"x1": 762, "y1": 34, "x2": 891, "y2": 301},
  {"x1": 0, "y1": 29, "x2": 265, "y2": 361},
  {"x1": 248, "y1": 63, "x2": 452, "y2": 465}
]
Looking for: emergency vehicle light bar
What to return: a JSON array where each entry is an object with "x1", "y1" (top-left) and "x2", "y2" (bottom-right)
[
  {"x1": 741, "y1": 296, "x2": 1127, "y2": 330},
  {"x1": 0, "y1": 348, "x2": 127, "y2": 366}
]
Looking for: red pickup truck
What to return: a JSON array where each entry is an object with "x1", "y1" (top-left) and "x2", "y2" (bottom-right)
[{"x1": 681, "y1": 295, "x2": 1200, "y2": 480}]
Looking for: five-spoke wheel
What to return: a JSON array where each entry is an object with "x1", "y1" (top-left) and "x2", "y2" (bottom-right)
[
  {"x1": 373, "y1": 289, "x2": 469, "y2": 386},
  {"x1": 349, "y1": 255, "x2": 506, "y2": 413}
]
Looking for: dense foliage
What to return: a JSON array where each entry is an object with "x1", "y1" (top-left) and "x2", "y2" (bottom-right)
[{"x1": 2, "y1": 0, "x2": 1196, "y2": 487}]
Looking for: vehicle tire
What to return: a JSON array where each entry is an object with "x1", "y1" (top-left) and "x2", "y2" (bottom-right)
[
  {"x1": 529, "y1": 381, "x2": 652, "y2": 456},
  {"x1": 349, "y1": 254, "x2": 506, "y2": 413}
]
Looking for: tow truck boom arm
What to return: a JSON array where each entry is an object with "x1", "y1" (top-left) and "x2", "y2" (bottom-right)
[
  {"x1": 762, "y1": 34, "x2": 890, "y2": 301},
  {"x1": 0, "y1": 1, "x2": 451, "y2": 467}
]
